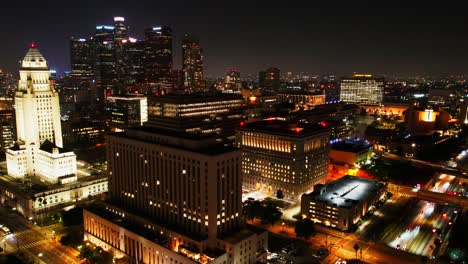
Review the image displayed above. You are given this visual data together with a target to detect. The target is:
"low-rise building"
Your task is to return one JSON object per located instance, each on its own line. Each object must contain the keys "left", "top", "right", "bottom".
{"left": 301, "top": 176, "right": 386, "bottom": 231}
{"left": 329, "top": 139, "right": 373, "bottom": 167}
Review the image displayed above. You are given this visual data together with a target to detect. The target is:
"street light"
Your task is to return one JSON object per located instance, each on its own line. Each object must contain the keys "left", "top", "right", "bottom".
{"left": 281, "top": 222, "right": 285, "bottom": 231}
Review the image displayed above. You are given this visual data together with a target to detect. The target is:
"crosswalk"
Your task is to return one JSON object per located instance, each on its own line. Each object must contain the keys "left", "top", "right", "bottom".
{"left": 18, "top": 239, "right": 49, "bottom": 250}
{"left": 13, "top": 229, "right": 34, "bottom": 236}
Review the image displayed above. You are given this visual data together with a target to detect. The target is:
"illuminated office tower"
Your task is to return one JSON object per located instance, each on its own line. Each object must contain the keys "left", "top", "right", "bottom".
{"left": 339, "top": 74, "right": 384, "bottom": 105}
{"left": 6, "top": 44, "right": 77, "bottom": 183}
{"left": 70, "top": 38, "right": 94, "bottom": 87}
{"left": 123, "top": 38, "right": 145, "bottom": 85}
{"left": 182, "top": 34, "right": 204, "bottom": 90}
{"left": 236, "top": 120, "right": 330, "bottom": 199}
{"left": 113, "top": 16, "right": 128, "bottom": 42}
{"left": 144, "top": 26, "right": 173, "bottom": 87}
{"left": 93, "top": 25, "right": 117, "bottom": 101}
{"left": 113, "top": 17, "right": 129, "bottom": 94}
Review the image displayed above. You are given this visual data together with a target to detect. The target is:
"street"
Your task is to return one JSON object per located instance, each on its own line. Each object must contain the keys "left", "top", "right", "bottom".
{"left": 0, "top": 206, "right": 81, "bottom": 264}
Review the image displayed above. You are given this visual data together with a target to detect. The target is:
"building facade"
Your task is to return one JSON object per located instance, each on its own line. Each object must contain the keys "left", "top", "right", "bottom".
{"left": 108, "top": 95, "right": 148, "bottom": 131}
{"left": 6, "top": 44, "right": 77, "bottom": 183}
{"left": 182, "top": 35, "right": 204, "bottom": 90}
{"left": 144, "top": 26, "right": 173, "bottom": 88}
{"left": 83, "top": 126, "right": 268, "bottom": 263}
{"left": 340, "top": 74, "right": 384, "bottom": 105}
{"left": 236, "top": 120, "right": 330, "bottom": 199}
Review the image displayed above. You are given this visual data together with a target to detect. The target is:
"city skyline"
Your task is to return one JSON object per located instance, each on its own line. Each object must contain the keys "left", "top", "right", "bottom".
{"left": 1, "top": 5, "right": 468, "bottom": 77}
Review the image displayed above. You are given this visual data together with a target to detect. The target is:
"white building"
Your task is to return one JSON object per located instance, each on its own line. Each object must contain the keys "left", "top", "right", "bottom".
{"left": 6, "top": 43, "right": 77, "bottom": 183}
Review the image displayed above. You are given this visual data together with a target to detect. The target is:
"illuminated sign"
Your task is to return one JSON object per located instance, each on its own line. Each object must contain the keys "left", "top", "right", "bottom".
{"left": 353, "top": 74, "right": 373, "bottom": 78}
{"left": 153, "top": 27, "right": 162, "bottom": 31}
{"left": 422, "top": 109, "right": 435, "bottom": 122}
{"left": 114, "top": 17, "right": 125, "bottom": 22}
{"left": 96, "top": 25, "right": 115, "bottom": 30}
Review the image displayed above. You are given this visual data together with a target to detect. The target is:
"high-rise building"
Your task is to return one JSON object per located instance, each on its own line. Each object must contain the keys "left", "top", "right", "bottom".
{"left": 0, "top": 122, "right": 15, "bottom": 151}
{"left": 113, "top": 17, "right": 129, "bottom": 94}
{"left": 6, "top": 43, "right": 77, "bottom": 182}
{"left": 236, "top": 120, "right": 330, "bottom": 199}
{"left": 182, "top": 35, "right": 204, "bottom": 90}
{"left": 107, "top": 94, "right": 148, "bottom": 131}
{"left": 339, "top": 74, "right": 384, "bottom": 105}
{"left": 259, "top": 67, "right": 280, "bottom": 90}
{"left": 123, "top": 38, "right": 145, "bottom": 86}
{"left": 70, "top": 38, "right": 94, "bottom": 87}
{"left": 0, "top": 69, "right": 17, "bottom": 96}
{"left": 93, "top": 25, "right": 117, "bottom": 101}
{"left": 146, "top": 93, "right": 244, "bottom": 140}
{"left": 83, "top": 126, "right": 268, "bottom": 263}
{"left": 144, "top": 26, "right": 173, "bottom": 88}
{"left": 225, "top": 69, "right": 242, "bottom": 90}
{"left": 113, "top": 16, "right": 128, "bottom": 42}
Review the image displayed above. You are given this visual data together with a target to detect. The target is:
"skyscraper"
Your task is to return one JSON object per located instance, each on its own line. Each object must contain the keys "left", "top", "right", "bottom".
{"left": 339, "top": 74, "right": 384, "bottom": 105}
{"left": 70, "top": 38, "right": 94, "bottom": 87}
{"left": 182, "top": 34, "right": 204, "bottom": 90}
{"left": 113, "top": 16, "right": 128, "bottom": 42}
{"left": 123, "top": 38, "right": 145, "bottom": 86}
{"left": 259, "top": 67, "right": 280, "bottom": 90}
{"left": 144, "top": 26, "right": 173, "bottom": 88}
{"left": 6, "top": 43, "right": 77, "bottom": 182}
{"left": 93, "top": 25, "right": 117, "bottom": 101}
{"left": 113, "top": 17, "right": 129, "bottom": 94}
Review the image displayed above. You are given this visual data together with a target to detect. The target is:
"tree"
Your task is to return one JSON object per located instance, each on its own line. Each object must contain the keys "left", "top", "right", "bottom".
{"left": 295, "top": 218, "right": 315, "bottom": 239}
{"left": 353, "top": 244, "right": 360, "bottom": 259}
{"left": 276, "top": 189, "right": 284, "bottom": 199}
{"left": 260, "top": 204, "right": 282, "bottom": 225}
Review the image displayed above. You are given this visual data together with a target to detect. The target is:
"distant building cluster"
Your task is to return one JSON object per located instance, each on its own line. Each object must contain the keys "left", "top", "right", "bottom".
{"left": 70, "top": 17, "right": 205, "bottom": 102}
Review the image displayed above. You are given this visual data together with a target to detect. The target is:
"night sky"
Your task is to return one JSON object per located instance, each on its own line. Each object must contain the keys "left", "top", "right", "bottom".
{"left": 1, "top": 3, "right": 467, "bottom": 78}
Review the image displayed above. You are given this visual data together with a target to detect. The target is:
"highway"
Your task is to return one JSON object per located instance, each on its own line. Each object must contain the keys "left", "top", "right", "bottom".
{"left": 379, "top": 199, "right": 457, "bottom": 257}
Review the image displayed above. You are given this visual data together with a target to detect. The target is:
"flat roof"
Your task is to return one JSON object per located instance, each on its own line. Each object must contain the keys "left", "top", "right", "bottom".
{"left": 331, "top": 140, "right": 372, "bottom": 153}
{"left": 238, "top": 120, "right": 329, "bottom": 138}
{"left": 304, "top": 176, "right": 385, "bottom": 208}
{"left": 149, "top": 93, "right": 243, "bottom": 104}
{"left": 111, "top": 126, "right": 239, "bottom": 156}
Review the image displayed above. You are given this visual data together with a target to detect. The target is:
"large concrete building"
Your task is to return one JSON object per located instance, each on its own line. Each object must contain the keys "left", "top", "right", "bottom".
{"left": 146, "top": 93, "right": 244, "bottom": 141}
{"left": 301, "top": 176, "right": 387, "bottom": 231}
{"left": 340, "top": 74, "right": 384, "bottom": 105}
{"left": 83, "top": 126, "right": 268, "bottom": 263}
{"left": 236, "top": 120, "right": 330, "bottom": 199}
{"left": 6, "top": 44, "right": 77, "bottom": 183}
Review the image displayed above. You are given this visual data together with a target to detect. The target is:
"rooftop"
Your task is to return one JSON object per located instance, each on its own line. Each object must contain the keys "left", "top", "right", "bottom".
{"left": 331, "top": 139, "right": 372, "bottom": 153}
{"left": 303, "top": 176, "right": 386, "bottom": 209}
{"left": 149, "top": 93, "right": 243, "bottom": 104}
{"left": 238, "top": 120, "right": 330, "bottom": 138}
{"left": 111, "top": 126, "right": 239, "bottom": 156}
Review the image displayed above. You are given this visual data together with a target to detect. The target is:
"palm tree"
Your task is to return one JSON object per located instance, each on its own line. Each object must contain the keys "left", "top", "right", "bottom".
{"left": 353, "top": 243, "right": 360, "bottom": 259}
